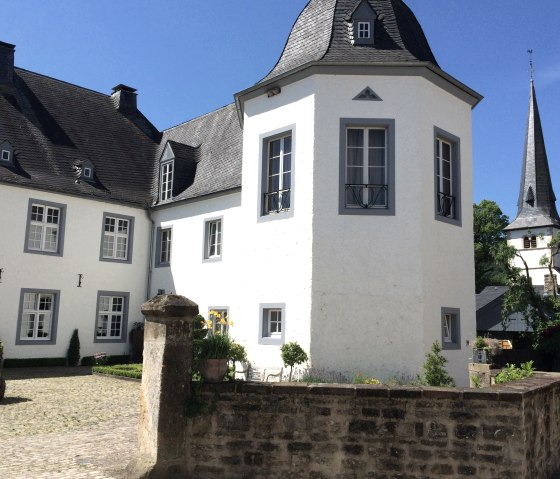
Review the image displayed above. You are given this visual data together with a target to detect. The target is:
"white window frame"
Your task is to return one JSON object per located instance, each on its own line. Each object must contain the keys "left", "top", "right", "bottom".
{"left": 203, "top": 218, "right": 223, "bottom": 261}
{"left": 436, "top": 138, "right": 453, "bottom": 214}
{"left": 358, "top": 22, "right": 371, "bottom": 38}
{"left": 443, "top": 314, "right": 452, "bottom": 343}
{"left": 209, "top": 308, "right": 229, "bottom": 335}
{"left": 160, "top": 161, "right": 174, "bottom": 202}
{"left": 16, "top": 288, "right": 60, "bottom": 345}
{"left": 94, "top": 291, "right": 129, "bottom": 343}
{"left": 259, "top": 303, "right": 286, "bottom": 345}
{"left": 83, "top": 167, "right": 92, "bottom": 179}
{"left": 24, "top": 199, "right": 66, "bottom": 257}
{"left": 262, "top": 132, "right": 292, "bottom": 216}
{"left": 100, "top": 213, "right": 134, "bottom": 263}
{"left": 1, "top": 149, "right": 10, "bottom": 162}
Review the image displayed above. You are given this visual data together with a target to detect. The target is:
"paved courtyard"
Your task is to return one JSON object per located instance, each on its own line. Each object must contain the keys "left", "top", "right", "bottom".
{"left": 0, "top": 367, "right": 140, "bottom": 479}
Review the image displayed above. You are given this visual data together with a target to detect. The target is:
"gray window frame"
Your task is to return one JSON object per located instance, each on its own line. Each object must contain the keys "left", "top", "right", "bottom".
{"left": 441, "top": 307, "right": 461, "bottom": 350}
{"left": 259, "top": 303, "right": 285, "bottom": 345}
{"left": 155, "top": 226, "right": 172, "bottom": 268}
{"left": 99, "top": 212, "right": 135, "bottom": 264}
{"left": 434, "top": 126, "right": 461, "bottom": 226}
{"left": 203, "top": 216, "right": 223, "bottom": 262}
{"left": 258, "top": 125, "right": 296, "bottom": 222}
{"left": 94, "top": 290, "right": 130, "bottom": 343}
{"left": 15, "top": 288, "right": 60, "bottom": 345}
{"left": 23, "top": 198, "right": 67, "bottom": 257}
{"left": 339, "top": 118, "right": 395, "bottom": 216}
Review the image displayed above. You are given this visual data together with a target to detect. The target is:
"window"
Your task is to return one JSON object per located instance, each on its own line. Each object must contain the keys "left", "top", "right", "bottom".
{"left": 358, "top": 22, "right": 370, "bottom": 38}
{"left": 259, "top": 303, "right": 285, "bottom": 345}
{"left": 523, "top": 235, "right": 537, "bottom": 249}
{"left": 155, "top": 227, "right": 172, "bottom": 267}
{"left": 0, "top": 140, "right": 13, "bottom": 165}
{"left": 441, "top": 307, "right": 460, "bottom": 350}
{"left": 204, "top": 218, "right": 222, "bottom": 261}
{"left": 339, "top": 119, "right": 395, "bottom": 215}
{"left": 100, "top": 213, "right": 134, "bottom": 263}
{"left": 16, "top": 289, "right": 60, "bottom": 345}
{"left": 24, "top": 199, "right": 66, "bottom": 256}
{"left": 209, "top": 308, "right": 229, "bottom": 334}
{"left": 95, "top": 291, "right": 129, "bottom": 342}
{"left": 434, "top": 127, "right": 461, "bottom": 226}
{"left": 264, "top": 134, "right": 291, "bottom": 215}
{"left": 83, "top": 167, "right": 92, "bottom": 179}
{"left": 160, "top": 161, "right": 174, "bottom": 202}
{"left": 1, "top": 149, "right": 10, "bottom": 162}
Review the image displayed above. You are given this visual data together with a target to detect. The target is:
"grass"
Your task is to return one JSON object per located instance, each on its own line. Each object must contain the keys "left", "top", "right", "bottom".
{"left": 92, "top": 363, "right": 142, "bottom": 380}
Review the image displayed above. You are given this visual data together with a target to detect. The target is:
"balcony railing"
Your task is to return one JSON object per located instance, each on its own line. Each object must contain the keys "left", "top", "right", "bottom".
{"left": 264, "top": 189, "right": 291, "bottom": 214}
{"left": 437, "top": 192, "right": 455, "bottom": 218}
{"left": 345, "top": 184, "right": 388, "bottom": 209}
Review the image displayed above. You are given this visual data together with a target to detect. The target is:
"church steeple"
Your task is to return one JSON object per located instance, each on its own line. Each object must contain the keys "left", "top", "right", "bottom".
{"left": 505, "top": 77, "right": 560, "bottom": 230}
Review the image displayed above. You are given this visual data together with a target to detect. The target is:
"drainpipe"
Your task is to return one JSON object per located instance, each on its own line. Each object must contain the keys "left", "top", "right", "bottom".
{"left": 145, "top": 207, "right": 155, "bottom": 301}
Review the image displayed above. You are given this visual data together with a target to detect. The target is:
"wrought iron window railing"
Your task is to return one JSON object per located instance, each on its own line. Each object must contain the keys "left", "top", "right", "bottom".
{"left": 437, "top": 192, "right": 456, "bottom": 218}
{"left": 264, "top": 189, "right": 291, "bottom": 214}
{"left": 345, "top": 184, "right": 388, "bottom": 209}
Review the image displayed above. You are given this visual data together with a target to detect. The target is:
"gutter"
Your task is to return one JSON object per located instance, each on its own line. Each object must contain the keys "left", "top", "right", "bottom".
{"left": 145, "top": 206, "right": 155, "bottom": 301}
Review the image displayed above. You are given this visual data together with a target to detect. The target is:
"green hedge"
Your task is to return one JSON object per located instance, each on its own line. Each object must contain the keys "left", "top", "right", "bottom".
{"left": 81, "top": 355, "right": 130, "bottom": 366}
{"left": 92, "top": 364, "right": 142, "bottom": 380}
{"left": 3, "top": 357, "right": 67, "bottom": 368}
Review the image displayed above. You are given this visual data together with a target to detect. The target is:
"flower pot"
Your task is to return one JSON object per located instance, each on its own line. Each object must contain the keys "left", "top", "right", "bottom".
{"left": 200, "top": 359, "right": 228, "bottom": 382}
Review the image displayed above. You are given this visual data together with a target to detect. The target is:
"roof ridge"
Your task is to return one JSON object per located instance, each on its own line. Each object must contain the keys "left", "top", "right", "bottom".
{"left": 15, "top": 67, "right": 109, "bottom": 98}
{"left": 163, "top": 102, "right": 235, "bottom": 133}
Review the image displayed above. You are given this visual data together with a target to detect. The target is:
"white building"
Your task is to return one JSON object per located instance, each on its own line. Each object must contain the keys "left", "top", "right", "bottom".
{"left": 0, "top": 0, "right": 481, "bottom": 385}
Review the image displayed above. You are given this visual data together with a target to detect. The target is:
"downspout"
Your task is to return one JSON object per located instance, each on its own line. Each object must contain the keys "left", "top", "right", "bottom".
{"left": 145, "top": 207, "right": 155, "bottom": 301}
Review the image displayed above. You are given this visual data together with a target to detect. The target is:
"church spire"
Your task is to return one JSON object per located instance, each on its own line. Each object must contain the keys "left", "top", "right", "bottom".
{"left": 505, "top": 73, "right": 560, "bottom": 230}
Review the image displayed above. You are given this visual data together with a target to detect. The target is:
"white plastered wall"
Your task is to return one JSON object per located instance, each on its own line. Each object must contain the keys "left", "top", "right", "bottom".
{"left": 0, "top": 184, "right": 150, "bottom": 360}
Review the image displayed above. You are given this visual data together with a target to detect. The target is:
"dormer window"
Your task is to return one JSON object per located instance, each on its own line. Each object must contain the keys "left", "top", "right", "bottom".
{"left": 358, "top": 22, "right": 371, "bottom": 39}
{"left": 350, "top": 0, "right": 377, "bottom": 46}
{"left": 159, "top": 142, "right": 177, "bottom": 202}
{"left": 83, "top": 167, "right": 93, "bottom": 179}
{"left": 0, "top": 140, "right": 14, "bottom": 165}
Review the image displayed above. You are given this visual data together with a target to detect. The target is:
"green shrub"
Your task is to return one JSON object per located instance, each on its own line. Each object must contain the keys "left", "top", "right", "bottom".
{"left": 281, "top": 342, "right": 308, "bottom": 382}
{"left": 80, "top": 355, "right": 130, "bottom": 366}
{"left": 67, "top": 329, "right": 80, "bottom": 367}
{"left": 352, "top": 372, "right": 381, "bottom": 385}
{"left": 3, "top": 357, "right": 67, "bottom": 368}
{"left": 495, "top": 361, "right": 535, "bottom": 384}
{"left": 92, "top": 363, "right": 142, "bottom": 379}
{"left": 420, "top": 341, "right": 455, "bottom": 387}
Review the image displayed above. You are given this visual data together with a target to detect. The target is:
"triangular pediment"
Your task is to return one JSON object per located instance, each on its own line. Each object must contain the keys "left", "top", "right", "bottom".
{"left": 161, "top": 142, "right": 175, "bottom": 163}
{"left": 353, "top": 87, "right": 382, "bottom": 101}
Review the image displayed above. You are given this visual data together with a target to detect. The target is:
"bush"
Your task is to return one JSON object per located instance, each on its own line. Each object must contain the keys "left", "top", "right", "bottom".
{"left": 80, "top": 355, "right": 130, "bottom": 366}
{"left": 67, "top": 329, "right": 80, "bottom": 366}
{"left": 3, "top": 357, "right": 67, "bottom": 368}
{"left": 420, "top": 341, "right": 455, "bottom": 387}
{"left": 281, "top": 342, "right": 308, "bottom": 382}
{"left": 93, "top": 363, "right": 142, "bottom": 380}
{"left": 353, "top": 372, "right": 381, "bottom": 385}
{"left": 495, "top": 361, "right": 535, "bottom": 384}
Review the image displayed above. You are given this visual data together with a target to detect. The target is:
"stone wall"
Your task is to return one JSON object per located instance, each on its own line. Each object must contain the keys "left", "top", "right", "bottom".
{"left": 185, "top": 375, "right": 560, "bottom": 479}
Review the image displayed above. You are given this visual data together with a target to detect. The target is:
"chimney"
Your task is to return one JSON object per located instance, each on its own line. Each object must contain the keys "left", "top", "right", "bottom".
{"left": 111, "top": 84, "right": 137, "bottom": 115}
{"left": 0, "top": 41, "right": 15, "bottom": 85}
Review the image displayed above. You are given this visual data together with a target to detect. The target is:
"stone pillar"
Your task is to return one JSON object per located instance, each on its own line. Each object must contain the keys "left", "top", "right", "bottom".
{"left": 126, "top": 294, "right": 198, "bottom": 479}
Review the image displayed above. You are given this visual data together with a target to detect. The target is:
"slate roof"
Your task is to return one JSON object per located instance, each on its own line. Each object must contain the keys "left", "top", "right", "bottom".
{"left": 261, "top": 0, "right": 438, "bottom": 83}
{"left": 476, "top": 286, "right": 509, "bottom": 311}
{"left": 506, "top": 80, "right": 560, "bottom": 230}
{"left": 0, "top": 68, "right": 160, "bottom": 207}
{"left": 156, "top": 103, "right": 243, "bottom": 204}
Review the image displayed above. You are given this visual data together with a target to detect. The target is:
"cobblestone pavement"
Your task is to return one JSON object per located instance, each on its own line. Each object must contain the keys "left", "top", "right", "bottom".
{"left": 0, "top": 367, "right": 140, "bottom": 479}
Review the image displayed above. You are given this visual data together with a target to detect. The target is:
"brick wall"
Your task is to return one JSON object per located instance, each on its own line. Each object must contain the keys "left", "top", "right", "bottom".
{"left": 185, "top": 374, "right": 560, "bottom": 479}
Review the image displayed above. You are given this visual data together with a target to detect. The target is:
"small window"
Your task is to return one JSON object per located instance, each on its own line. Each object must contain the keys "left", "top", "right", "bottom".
{"left": 83, "top": 167, "right": 92, "bottom": 179}
{"left": 1, "top": 149, "right": 10, "bottom": 162}
{"left": 358, "top": 22, "right": 370, "bottom": 38}
{"left": 204, "top": 218, "right": 222, "bottom": 261}
{"left": 259, "top": 303, "right": 285, "bottom": 345}
{"left": 24, "top": 199, "right": 66, "bottom": 256}
{"left": 160, "top": 161, "right": 174, "bottom": 202}
{"left": 434, "top": 127, "right": 461, "bottom": 226}
{"left": 523, "top": 235, "right": 537, "bottom": 249}
{"left": 0, "top": 140, "right": 13, "bottom": 165}
{"left": 155, "top": 227, "right": 172, "bottom": 267}
{"left": 339, "top": 119, "right": 395, "bottom": 216}
{"left": 95, "top": 291, "right": 129, "bottom": 342}
{"left": 209, "top": 308, "right": 229, "bottom": 335}
{"left": 16, "top": 289, "right": 60, "bottom": 345}
{"left": 441, "top": 307, "right": 460, "bottom": 350}
{"left": 100, "top": 213, "right": 134, "bottom": 263}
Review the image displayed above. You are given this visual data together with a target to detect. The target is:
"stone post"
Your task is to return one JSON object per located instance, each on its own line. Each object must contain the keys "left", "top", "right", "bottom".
{"left": 126, "top": 294, "right": 198, "bottom": 479}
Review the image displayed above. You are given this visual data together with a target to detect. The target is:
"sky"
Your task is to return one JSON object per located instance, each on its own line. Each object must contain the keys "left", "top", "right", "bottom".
{"left": 2, "top": 1, "right": 560, "bottom": 221}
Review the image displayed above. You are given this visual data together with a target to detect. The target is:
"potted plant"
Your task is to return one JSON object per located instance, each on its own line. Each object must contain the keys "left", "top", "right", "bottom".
{"left": 197, "top": 310, "right": 233, "bottom": 382}
{"left": 473, "top": 336, "right": 488, "bottom": 364}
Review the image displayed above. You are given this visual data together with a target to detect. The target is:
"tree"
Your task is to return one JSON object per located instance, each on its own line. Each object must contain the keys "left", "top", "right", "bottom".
{"left": 67, "top": 329, "right": 80, "bottom": 367}
{"left": 473, "top": 200, "right": 510, "bottom": 293}
{"left": 420, "top": 341, "right": 455, "bottom": 387}
{"left": 280, "top": 342, "right": 308, "bottom": 382}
